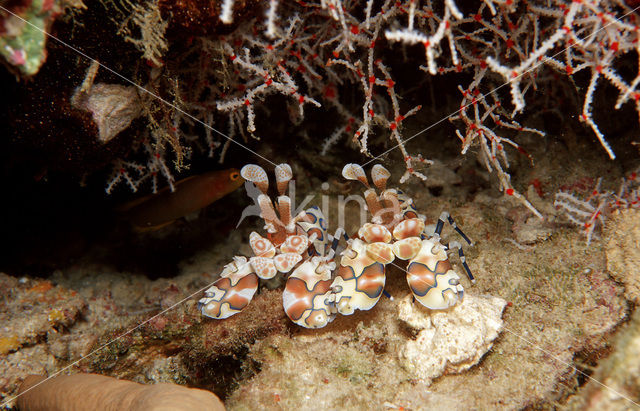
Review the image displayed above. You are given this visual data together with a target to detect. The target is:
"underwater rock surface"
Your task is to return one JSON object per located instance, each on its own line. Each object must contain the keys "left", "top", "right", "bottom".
{"left": 567, "top": 308, "right": 640, "bottom": 410}
{"left": 71, "top": 75, "right": 143, "bottom": 144}
{"left": 605, "top": 208, "right": 640, "bottom": 305}
{"left": 2, "top": 0, "right": 640, "bottom": 408}
{"left": 562, "top": 208, "right": 640, "bottom": 409}
{"left": 0, "top": 273, "right": 85, "bottom": 356}
{"left": 398, "top": 294, "right": 506, "bottom": 383}
{"left": 1, "top": 159, "right": 636, "bottom": 409}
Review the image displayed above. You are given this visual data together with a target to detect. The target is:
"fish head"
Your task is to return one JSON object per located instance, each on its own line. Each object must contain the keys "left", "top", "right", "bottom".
{"left": 227, "top": 168, "right": 245, "bottom": 190}
{"left": 209, "top": 168, "right": 245, "bottom": 197}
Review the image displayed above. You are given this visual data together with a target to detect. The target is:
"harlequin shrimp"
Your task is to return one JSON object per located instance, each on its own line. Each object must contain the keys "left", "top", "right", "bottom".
{"left": 198, "top": 163, "right": 342, "bottom": 329}
{"left": 199, "top": 162, "right": 476, "bottom": 329}
{"left": 331, "top": 163, "right": 475, "bottom": 315}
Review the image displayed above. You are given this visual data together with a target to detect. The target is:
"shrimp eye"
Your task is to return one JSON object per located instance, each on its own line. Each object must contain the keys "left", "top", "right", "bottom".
{"left": 230, "top": 171, "right": 240, "bottom": 181}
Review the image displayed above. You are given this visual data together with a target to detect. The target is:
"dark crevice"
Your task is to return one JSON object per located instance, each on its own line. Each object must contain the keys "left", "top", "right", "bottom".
{"left": 186, "top": 347, "right": 262, "bottom": 401}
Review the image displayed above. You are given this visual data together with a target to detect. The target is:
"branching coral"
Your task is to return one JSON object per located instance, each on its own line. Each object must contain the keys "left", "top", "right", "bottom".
{"left": 7, "top": 0, "right": 639, "bottom": 218}
{"left": 554, "top": 169, "right": 640, "bottom": 244}
{"left": 87, "top": 0, "right": 638, "bottom": 219}
{"left": 117, "top": 0, "right": 168, "bottom": 66}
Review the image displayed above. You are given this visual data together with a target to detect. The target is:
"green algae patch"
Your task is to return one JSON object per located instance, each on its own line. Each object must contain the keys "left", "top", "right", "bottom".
{"left": 332, "top": 351, "right": 373, "bottom": 383}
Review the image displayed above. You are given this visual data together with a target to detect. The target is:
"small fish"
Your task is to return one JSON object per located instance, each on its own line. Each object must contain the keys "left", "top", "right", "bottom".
{"left": 119, "top": 169, "right": 244, "bottom": 231}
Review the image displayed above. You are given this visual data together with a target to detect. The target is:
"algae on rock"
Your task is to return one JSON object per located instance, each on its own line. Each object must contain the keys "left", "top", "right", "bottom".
{"left": 605, "top": 208, "right": 640, "bottom": 304}
{"left": 566, "top": 308, "right": 640, "bottom": 410}
{"left": 0, "top": 0, "right": 85, "bottom": 76}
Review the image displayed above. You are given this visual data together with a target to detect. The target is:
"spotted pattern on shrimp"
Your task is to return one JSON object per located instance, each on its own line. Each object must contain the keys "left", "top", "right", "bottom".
{"left": 199, "top": 162, "right": 476, "bottom": 329}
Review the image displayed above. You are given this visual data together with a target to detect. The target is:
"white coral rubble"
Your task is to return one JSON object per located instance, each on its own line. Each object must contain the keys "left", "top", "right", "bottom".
{"left": 398, "top": 293, "right": 506, "bottom": 383}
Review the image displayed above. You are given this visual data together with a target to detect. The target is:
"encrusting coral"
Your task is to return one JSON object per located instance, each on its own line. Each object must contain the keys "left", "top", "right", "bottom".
{"left": 565, "top": 305, "right": 640, "bottom": 409}
{"left": 605, "top": 208, "right": 640, "bottom": 304}
{"left": 397, "top": 293, "right": 506, "bottom": 383}
{"left": 0, "top": 273, "right": 86, "bottom": 356}
{"left": 0, "top": 0, "right": 85, "bottom": 76}
{"left": 17, "top": 373, "right": 225, "bottom": 411}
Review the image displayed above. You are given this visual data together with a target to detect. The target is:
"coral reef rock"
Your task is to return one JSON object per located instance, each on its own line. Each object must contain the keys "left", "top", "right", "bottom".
{"left": 0, "top": 273, "right": 85, "bottom": 355}
{"left": 566, "top": 307, "right": 640, "bottom": 410}
{"left": 71, "top": 81, "right": 143, "bottom": 144}
{"left": 398, "top": 293, "right": 506, "bottom": 383}
{"left": 0, "top": 0, "right": 84, "bottom": 76}
{"left": 605, "top": 208, "right": 640, "bottom": 304}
